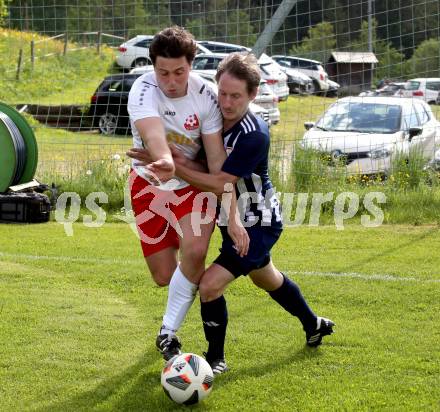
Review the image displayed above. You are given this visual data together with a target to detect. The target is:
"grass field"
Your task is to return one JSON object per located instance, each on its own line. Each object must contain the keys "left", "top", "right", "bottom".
{"left": 0, "top": 222, "right": 439, "bottom": 411}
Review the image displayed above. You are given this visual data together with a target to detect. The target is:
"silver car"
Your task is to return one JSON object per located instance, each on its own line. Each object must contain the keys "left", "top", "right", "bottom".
{"left": 302, "top": 96, "right": 440, "bottom": 175}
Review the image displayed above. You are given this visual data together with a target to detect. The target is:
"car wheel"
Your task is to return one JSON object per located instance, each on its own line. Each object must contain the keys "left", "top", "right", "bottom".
{"left": 98, "top": 113, "right": 118, "bottom": 135}
{"left": 310, "top": 80, "right": 318, "bottom": 95}
{"left": 132, "top": 58, "right": 149, "bottom": 68}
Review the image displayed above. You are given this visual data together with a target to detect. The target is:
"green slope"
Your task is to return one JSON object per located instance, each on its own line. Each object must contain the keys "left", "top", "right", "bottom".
{"left": 0, "top": 28, "right": 117, "bottom": 105}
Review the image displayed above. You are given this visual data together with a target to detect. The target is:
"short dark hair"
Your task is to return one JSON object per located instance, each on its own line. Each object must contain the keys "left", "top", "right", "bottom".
{"left": 149, "top": 26, "right": 197, "bottom": 65}
{"left": 215, "top": 52, "right": 260, "bottom": 95}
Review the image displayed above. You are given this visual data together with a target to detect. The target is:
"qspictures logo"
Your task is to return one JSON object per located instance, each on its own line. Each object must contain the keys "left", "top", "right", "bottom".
{"left": 54, "top": 170, "right": 387, "bottom": 238}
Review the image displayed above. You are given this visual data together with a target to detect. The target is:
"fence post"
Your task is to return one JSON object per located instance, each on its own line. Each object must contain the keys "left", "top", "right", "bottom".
{"left": 63, "top": 33, "right": 68, "bottom": 55}
{"left": 30, "top": 40, "right": 35, "bottom": 70}
{"left": 96, "top": 31, "right": 101, "bottom": 55}
{"left": 16, "top": 49, "right": 23, "bottom": 81}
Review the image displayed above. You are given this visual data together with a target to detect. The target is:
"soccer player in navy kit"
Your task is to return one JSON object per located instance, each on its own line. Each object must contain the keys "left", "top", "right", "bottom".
{"left": 169, "top": 53, "right": 335, "bottom": 374}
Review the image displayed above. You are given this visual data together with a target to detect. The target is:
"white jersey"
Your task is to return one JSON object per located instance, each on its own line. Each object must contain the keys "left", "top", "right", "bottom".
{"left": 128, "top": 71, "right": 222, "bottom": 190}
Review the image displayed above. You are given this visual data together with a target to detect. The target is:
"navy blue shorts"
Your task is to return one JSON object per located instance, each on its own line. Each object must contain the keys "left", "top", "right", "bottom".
{"left": 213, "top": 225, "right": 283, "bottom": 278}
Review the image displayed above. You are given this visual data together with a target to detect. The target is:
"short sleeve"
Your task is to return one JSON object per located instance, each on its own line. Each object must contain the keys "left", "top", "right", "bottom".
{"left": 221, "top": 131, "right": 269, "bottom": 177}
{"left": 127, "top": 76, "right": 160, "bottom": 122}
{"left": 200, "top": 83, "right": 223, "bottom": 135}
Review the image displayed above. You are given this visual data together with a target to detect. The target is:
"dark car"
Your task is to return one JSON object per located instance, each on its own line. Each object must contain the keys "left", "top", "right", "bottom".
{"left": 89, "top": 73, "right": 141, "bottom": 135}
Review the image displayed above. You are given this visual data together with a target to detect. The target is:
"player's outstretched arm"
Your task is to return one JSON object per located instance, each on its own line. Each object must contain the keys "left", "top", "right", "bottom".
{"left": 134, "top": 117, "right": 175, "bottom": 182}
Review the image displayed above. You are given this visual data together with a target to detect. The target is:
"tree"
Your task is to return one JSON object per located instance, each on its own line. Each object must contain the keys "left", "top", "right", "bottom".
{"left": 66, "top": 0, "right": 150, "bottom": 40}
{"left": 374, "top": 41, "right": 406, "bottom": 82}
{"left": 184, "top": 1, "right": 257, "bottom": 46}
{"left": 289, "top": 21, "right": 336, "bottom": 63}
{"left": 0, "top": 0, "right": 9, "bottom": 26}
{"left": 404, "top": 38, "right": 440, "bottom": 78}
{"left": 351, "top": 19, "right": 405, "bottom": 82}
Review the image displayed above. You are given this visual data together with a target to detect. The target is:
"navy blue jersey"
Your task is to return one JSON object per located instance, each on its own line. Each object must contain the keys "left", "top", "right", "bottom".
{"left": 219, "top": 111, "right": 282, "bottom": 229}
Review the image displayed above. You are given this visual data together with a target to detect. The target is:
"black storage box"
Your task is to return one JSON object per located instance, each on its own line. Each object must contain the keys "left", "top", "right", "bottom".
{"left": 0, "top": 192, "right": 51, "bottom": 223}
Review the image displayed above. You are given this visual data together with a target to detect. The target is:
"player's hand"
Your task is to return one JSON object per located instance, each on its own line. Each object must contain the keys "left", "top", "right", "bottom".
{"left": 145, "top": 158, "right": 175, "bottom": 183}
{"left": 126, "top": 147, "right": 153, "bottom": 165}
{"left": 227, "top": 217, "right": 249, "bottom": 257}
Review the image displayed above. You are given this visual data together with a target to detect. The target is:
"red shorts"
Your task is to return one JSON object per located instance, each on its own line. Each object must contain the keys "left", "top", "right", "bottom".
{"left": 129, "top": 170, "right": 216, "bottom": 257}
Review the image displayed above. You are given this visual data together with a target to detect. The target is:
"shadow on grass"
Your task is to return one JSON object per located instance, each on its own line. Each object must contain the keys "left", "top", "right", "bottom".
{"left": 36, "top": 348, "right": 203, "bottom": 412}
{"left": 214, "top": 345, "right": 324, "bottom": 389}
{"left": 37, "top": 344, "right": 324, "bottom": 411}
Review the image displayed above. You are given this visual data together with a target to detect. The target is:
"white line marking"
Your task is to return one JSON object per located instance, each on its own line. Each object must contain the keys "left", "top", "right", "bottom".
{"left": 1, "top": 252, "right": 439, "bottom": 284}
{"left": 286, "top": 270, "right": 440, "bottom": 284}
{"left": 0, "top": 252, "right": 141, "bottom": 265}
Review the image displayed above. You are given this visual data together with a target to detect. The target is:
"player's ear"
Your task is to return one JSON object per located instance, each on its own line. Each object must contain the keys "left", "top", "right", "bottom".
{"left": 249, "top": 88, "right": 258, "bottom": 101}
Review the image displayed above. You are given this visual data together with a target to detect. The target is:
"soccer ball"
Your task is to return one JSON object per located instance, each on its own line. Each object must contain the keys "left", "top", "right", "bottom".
{"left": 161, "top": 353, "right": 214, "bottom": 405}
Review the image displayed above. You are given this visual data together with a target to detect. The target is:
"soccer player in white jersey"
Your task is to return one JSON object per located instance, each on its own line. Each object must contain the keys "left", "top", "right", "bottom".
{"left": 127, "top": 27, "right": 248, "bottom": 361}
{"left": 165, "top": 53, "right": 335, "bottom": 374}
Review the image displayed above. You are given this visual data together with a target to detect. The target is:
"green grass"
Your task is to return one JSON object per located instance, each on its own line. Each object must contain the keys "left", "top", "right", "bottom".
{"left": 0, "top": 223, "right": 439, "bottom": 411}
{"left": 0, "top": 28, "right": 116, "bottom": 105}
{"left": 271, "top": 95, "right": 336, "bottom": 141}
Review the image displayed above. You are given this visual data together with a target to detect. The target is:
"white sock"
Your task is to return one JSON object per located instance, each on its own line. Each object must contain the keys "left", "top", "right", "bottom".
{"left": 161, "top": 266, "right": 198, "bottom": 334}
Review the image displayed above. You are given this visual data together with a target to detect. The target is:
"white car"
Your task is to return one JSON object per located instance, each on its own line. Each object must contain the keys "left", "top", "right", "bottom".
{"left": 116, "top": 35, "right": 211, "bottom": 70}
{"left": 301, "top": 96, "right": 440, "bottom": 175}
{"left": 192, "top": 52, "right": 289, "bottom": 101}
{"left": 401, "top": 78, "right": 440, "bottom": 104}
{"left": 359, "top": 82, "right": 406, "bottom": 98}
{"left": 255, "top": 80, "right": 281, "bottom": 124}
{"left": 326, "top": 79, "right": 340, "bottom": 97}
{"left": 196, "top": 40, "right": 248, "bottom": 54}
{"left": 425, "top": 148, "right": 440, "bottom": 171}
{"left": 272, "top": 55, "right": 330, "bottom": 94}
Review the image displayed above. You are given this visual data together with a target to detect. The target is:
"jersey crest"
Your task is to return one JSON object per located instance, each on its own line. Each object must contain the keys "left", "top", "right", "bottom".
{"left": 184, "top": 114, "right": 200, "bottom": 131}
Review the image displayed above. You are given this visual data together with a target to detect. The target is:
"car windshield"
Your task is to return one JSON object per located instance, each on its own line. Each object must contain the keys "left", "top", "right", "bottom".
{"left": 316, "top": 102, "right": 402, "bottom": 133}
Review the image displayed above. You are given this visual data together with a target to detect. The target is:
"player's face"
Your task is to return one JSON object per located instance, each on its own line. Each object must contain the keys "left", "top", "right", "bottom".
{"left": 217, "top": 72, "right": 257, "bottom": 128}
{"left": 154, "top": 56, "right": 191, "bottom": 98}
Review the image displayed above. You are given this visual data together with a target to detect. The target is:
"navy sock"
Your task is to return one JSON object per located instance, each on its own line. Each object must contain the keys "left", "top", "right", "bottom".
{"left": 200, "top": 295, "right": 228, "bottom": 360}
{"left": 268, "top": 273, "right": 317, "bottom": 332}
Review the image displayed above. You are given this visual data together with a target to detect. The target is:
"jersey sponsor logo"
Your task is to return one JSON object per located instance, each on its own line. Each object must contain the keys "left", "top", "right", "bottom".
{"left": 164, "top": 110, "right": 176, "bottom": 116}
{"left": 166, "top": 132, "right": 198, "bottom": 147}
{"left": 184, "top": 114, "right": 200, "bottom": 131}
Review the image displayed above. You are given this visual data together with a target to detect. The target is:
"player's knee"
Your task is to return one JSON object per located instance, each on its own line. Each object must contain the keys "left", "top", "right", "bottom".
{"left": 250, "top": 276, "right": 267, "bottom": 290}
{"left": 250, "top": 271, "right": 283, "bottom": 291}
{"left": 199, "top": 276, "right": 222, "bottom": 301}
{"left": 183, "top": 242, "right": 208, "bottom": 266}
{"left": 150, "top": 270, "right": 171, "bottom": 287}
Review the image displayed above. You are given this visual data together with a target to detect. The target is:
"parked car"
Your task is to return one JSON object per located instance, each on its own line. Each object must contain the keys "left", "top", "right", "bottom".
{"left": 425, "top": 148, "right": 440, "bottom": 171}
{"left": 276, "top": 64, "right": 313, "bottom": 94}
{"left": 196, "top": 40, "right": 248, "bottom": 53}
{"left": 256, "top": 80, "right": 281, "bottom": 124}
{"left": 301, "top": 96, "right": 440, "bottom": 175}
{"left": 272, "top": 55, "right": 330, "bottom": 94}
{"left": 359, "top": 82, "right": 406, "bottom": 97}
{"left": 326, "top": 79, "right": 340, "bottom": 97}
{"left": 88, "top": 71, "right": 272, "bottom": 135}
{"left": 192, "top": 52, "right": 289, "bottom": 101}
{"left": 401, "top": 78, "right": 440, "bottom": 104}
{"left": 89, "top": 73, "right": 138, "bottom": 135}
{"left": 116, "top": 35, "right": 211, "bottom": 70}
